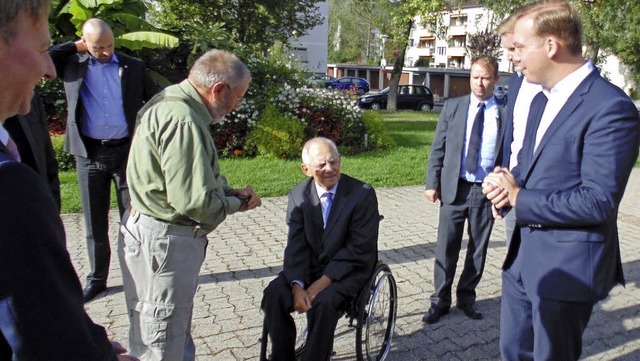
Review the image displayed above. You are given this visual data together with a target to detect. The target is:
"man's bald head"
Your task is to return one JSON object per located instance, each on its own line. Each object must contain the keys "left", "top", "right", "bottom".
{"left": 81, "top": 18, "right": 115, "bottom": 62}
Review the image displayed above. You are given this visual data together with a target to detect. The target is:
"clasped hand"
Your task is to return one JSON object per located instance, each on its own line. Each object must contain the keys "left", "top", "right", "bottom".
{"left": 292, "top": 276, "right": 332, "bottom": 313}
{"left": 482, "top": 166, "right": 520, "bottom": 219}
{"left": 234, "top": 184, "right": 262, "bottom": 211}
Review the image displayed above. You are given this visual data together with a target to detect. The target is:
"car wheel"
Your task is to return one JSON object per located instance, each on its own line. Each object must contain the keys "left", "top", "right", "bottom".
{"left": 419, "top": 103, "right": 432, "bottom": 112}
{"left": 370, "top": 102, "right": 382, "bottom": 110}
{"left": 357, "top": 88, "right": 365, "bottom": 95}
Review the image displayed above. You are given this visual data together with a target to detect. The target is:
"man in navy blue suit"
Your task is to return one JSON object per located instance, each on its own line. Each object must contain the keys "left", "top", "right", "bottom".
{"left": 483, "top": 1, "right": 640, "bottom": 360}
{"left": 0, "top": 1, "right": 135, "bottom": 359}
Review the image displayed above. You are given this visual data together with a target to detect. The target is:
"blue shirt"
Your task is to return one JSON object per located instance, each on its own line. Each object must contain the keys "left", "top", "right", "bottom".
{"left": 459, "top": 95, "right": 499, "bottom": 182}
{"left": 79, "top": 53, "right": 129, "bottom": 140}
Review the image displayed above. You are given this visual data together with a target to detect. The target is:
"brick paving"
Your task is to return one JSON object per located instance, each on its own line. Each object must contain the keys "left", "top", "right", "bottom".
{"left": 67, "top": 168, "right": 640, "bottom": 360}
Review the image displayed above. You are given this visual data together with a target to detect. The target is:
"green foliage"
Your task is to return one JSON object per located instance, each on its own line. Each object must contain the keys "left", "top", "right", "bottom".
{"left": 247, "top": 105, "right": 305, "bottom": 159}
{"left": 52, "top": 0, "right": 179, "bottom": 51}
{"left": 50, "top": 134, "right": 76, "bottom": 171}
{"left": 361, "top": 110, "right": 396, "bottom": 151}
{"left": 149, "top": 0, "right": 323, "bottom": 55}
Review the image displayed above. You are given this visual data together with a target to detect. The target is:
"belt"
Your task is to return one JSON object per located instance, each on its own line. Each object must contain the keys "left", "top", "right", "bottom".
{"left": 128, "top": 206, "right": 211, "bottom": 238}
{"left": 85, "top": 137, "right": 130, "bottom": 147}
{"left": 459, "top": 178, "right": 483, "bottom": 186}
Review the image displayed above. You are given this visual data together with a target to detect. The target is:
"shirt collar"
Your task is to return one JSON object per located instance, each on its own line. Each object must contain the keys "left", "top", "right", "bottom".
{"left": 314, "top": 181, "right": 338, "bottom": 200}
{"left": 544, "top": 60, "right": 594, "bottom": 98}
{"left": 0, "top": 123, "right": 10, "bottom": 145}
{"left": 89, "top": 52, "right": 120, "bottom": 66}
{"left": 470, "top": 94, "right": 497, "bottom": 109}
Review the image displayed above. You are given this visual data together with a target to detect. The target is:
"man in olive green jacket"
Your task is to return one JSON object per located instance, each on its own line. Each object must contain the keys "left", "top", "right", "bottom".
{"left": 119, "top": 49, "right": 261, "bottom": 361}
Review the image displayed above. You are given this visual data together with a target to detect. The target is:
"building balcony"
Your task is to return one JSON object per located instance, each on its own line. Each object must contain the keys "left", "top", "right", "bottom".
{"left": 447, "top": 47, "right": 466, "bottom": 58}
{"left": 448, "top": 25, "right": 467, "bottom": 36}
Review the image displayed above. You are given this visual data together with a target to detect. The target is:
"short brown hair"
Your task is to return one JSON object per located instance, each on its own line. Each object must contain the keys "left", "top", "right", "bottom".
{"left": 0, "top": 0, "right": 50, "bottom": 43}
{"left": 518, "top": 0, "right": 583, "bottom": 56}
{"left": 471, "top": 55, "right": 499, "bottom": 78}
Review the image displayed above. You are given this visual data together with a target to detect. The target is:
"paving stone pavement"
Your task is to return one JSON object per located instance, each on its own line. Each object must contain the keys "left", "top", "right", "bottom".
{"left": 67, "top": 168, "right": 640, "bottom": 360}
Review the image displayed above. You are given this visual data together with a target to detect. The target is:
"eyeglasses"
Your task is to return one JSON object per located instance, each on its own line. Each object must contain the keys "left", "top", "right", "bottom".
{"left": 306, "top": 159, "right": 340, "bottom": 170}
{"left": 223, "top": 82, "right": 245, "bottom": 106}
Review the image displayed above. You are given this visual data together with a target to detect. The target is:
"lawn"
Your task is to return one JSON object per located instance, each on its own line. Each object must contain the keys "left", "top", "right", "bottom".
{"left": 58, "top": 111, "right": 439, "bottom": 213}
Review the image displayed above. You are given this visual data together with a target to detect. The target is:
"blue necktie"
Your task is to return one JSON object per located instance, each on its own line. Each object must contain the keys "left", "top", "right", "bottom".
{"left": 322, "top": 192, "right": 334, "bottom": 227}
{"left": 514, "top": 91, "right": 548, "bottom": 184}
{"left": 465, "top": 102, "right": 485, "bottom": 172}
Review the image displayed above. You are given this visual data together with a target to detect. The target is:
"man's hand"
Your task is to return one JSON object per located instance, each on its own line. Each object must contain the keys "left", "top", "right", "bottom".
{"left": 112, "top": 341, "right": 139, "bottom": 361}
{"left": 306, "top": 275, "right": 332, "bottom": 302}
{"left": 74, "top": 39, "right": 87, "bottom": 53}
{"left": 292, "top": 283, "right": 312, "bottom": 313}
{"left": 424, "top": 189, "right": 439, "bottom": 203}
{"left": 235, "top": 184, "right": 262, "bottom": 211}
{"left": 483, "top": 167, "right": 520, "bottom": 209}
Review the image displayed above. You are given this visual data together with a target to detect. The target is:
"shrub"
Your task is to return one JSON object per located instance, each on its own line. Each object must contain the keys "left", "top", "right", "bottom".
{"left": 361, "top": 110, "right": 396, "bottom": 150}
{"left": 51, "top": 134, "right": 75, "bottom": 171}
{"left": 247, "top": 105, "right": 304, "bottom": 159}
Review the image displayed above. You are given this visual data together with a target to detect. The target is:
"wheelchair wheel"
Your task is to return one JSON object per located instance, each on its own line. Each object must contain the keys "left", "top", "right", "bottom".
{"left": 260, "top": 310, "right": 308, "bottom": 360}
{"left": 355, "top": 263, "right": 398, "bottom": 361}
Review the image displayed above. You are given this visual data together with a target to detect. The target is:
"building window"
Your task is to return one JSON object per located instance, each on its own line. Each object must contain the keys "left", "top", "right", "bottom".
{"left": 450, "top": 15, "right": 468, "bottom": 27}
{"left": 449, "top": 36, "right": 466, "bottom": 48}
{"left": 437, "top": 47, "right": 446, "bottom": 56}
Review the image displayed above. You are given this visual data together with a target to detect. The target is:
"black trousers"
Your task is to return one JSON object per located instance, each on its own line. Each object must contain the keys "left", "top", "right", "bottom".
{"left": 76, "top": 140, "right": 130, "bottom": 286}
{"left": 430, "top": 181, "right": 495, "bottom": 309}
{"left": 262, "top": 274, "right": 350, "bottom": 361}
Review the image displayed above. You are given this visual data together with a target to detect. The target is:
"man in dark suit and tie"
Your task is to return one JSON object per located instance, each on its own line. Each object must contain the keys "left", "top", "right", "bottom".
{"left": 423, "top": 55, "right": 506, "bottom": 324}
{"left": 497, "top": 8, "right": 542, "bottom": 244}
{"left": 3, "top": 91, "right": 61, "bottom": 210}
{"left": 0, "top": 1, "right": 136, "bottom": 359}
{"left": 262, "top": 137, "right": 380, "bottom": 361}
{"left": 49, "top": 18, "right": 159, "bottom": 302}
{"left": 483, "top": 1, "right": 640, "bottom": 360}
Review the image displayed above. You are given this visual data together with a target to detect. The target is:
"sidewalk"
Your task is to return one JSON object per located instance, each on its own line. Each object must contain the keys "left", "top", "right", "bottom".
{"left": 68, "top": 168, "right": 640, "bottom": 360}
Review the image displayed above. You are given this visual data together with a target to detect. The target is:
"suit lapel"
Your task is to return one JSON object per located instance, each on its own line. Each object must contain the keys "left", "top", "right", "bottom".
{"left": 522, "top": 70, "right": 597, "bottom": 183}
{"left": 323, "top": 177, "right": 349, "bottom": 235}
{"left": 119, "top": 55, "right": 129, "bottom": 98}
{"left": 452, "top": 96, "right": 471, "bottom": 157}
{"left": 306, "top": 181, "right": 324, "bottom": 241}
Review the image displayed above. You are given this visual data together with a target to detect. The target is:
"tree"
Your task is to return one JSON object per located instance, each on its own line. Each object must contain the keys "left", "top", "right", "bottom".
{"left": 150, "top": 0, "right": 323, "bottom": 55}
{"left": 371, "top": 0, "right": 449, "bottom": 111}
{"left": 466, "top": 27, "right": 502, "bottom": 60}
{"left": 479, "top": 0, "right": 640, "bottom": 85}
{"left": 51, "top": 0, "right": 178, "bottom": 51}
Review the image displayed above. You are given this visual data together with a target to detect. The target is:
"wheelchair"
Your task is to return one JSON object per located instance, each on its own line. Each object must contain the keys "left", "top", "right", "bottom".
{"left": 259, "top": 261, "right": 398, "bottom": 361}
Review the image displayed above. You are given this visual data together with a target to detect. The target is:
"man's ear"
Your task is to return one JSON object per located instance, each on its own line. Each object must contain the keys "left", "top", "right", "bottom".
{"left": 211, "top": 82, "right": 226, "bottom": 100}
{"left": 546, "top": 36, "right": 559, "bottom": 59}
{"left": 301, "top": 163, "right": 312, "bottom": 177}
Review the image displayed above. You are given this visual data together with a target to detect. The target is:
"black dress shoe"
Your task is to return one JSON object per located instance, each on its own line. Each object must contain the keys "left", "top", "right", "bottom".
{"left": 457, "top": 304, "right": 482, "bottom": 320}
{"left": 422, "top": 307, "right": 449, "bottom": 324}
{"left": 82, "top": 283, "right": 107, "bottom": 303}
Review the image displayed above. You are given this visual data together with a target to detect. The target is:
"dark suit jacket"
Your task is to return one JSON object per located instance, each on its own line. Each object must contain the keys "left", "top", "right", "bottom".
{"left": 0, "top": 153, "right": 117, "bottom": 360}
{"left": 282, "top": 174, "right": 379, "bottom": 297}
{"left": 501, "top": 72, "right": 524, "bottom": 168}
{"left": 505, "top": 69, "right": 640, "bottom": 302}
{"left": 4, "top": 93, "right": 61, "bottom": 210}
{"left": 426, "top": 95, "right": 507, "bottom": 204}
{"left": 49, "top": 41, "right": 159, "bottom": 157}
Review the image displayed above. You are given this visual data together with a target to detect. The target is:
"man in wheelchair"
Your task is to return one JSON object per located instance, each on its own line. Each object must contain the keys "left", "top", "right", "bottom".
{"left": 262, "top": 137, "right": 380, "bottom": 361}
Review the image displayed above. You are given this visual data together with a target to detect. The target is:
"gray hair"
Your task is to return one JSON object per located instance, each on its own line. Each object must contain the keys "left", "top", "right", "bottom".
{"left": 301, "top": 137, "right": 340, "bottom": 165}
{"left": 188, "top": 49, "right": 251, "bottom": 90}
{"left": 0, "top": 0, "right": 50, "bottom": 43}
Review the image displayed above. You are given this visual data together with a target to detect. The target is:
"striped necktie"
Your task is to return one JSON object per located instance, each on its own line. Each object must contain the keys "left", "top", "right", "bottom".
{"left": 322, "top": 192, "right": 334, "bottom": 227}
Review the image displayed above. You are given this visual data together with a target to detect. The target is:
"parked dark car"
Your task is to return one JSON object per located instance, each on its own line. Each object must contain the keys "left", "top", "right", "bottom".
{"left": 308, "top": 73, "right": 336, "bottom": 88}
{"left": 325, "top": 77, "right": 370, "bottom": 95}
{"left": 358, "top": 85, "right": 434, "bottom": 111}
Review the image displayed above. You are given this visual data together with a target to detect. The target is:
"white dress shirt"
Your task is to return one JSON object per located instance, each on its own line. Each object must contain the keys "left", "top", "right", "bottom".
{"left": 509, "top": 77, "right": 543, "bottom": 169}
{"left": 534, "top": 61, "right": 594, "bottom": 152}
{"left": 460, "top": 95, "right": 500, "bottom": 182}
